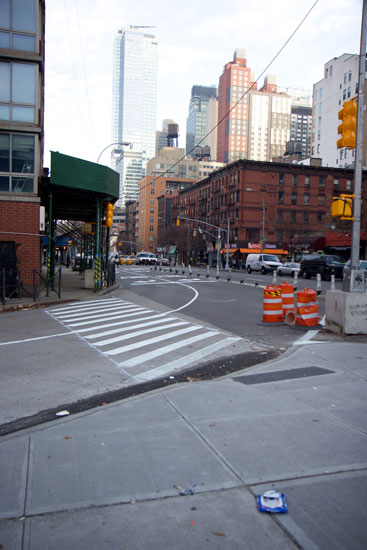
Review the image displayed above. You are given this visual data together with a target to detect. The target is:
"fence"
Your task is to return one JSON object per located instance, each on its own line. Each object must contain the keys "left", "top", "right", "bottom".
{"left": 0, "top": 267, "right": 62, "bottom": 305}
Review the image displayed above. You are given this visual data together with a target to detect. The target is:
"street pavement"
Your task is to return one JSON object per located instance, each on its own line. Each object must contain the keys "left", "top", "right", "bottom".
{"left": 0, "top": 267, "right": 366, "bottom": 548}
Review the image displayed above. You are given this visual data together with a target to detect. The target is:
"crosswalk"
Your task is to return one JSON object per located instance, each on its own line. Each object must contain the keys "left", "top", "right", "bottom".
{"left": 47, "top": 297, "right": 250, "bottom": 381}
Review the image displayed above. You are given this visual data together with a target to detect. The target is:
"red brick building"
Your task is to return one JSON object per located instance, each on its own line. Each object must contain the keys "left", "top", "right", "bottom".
{"left": 171, "top": 159, "right": 366, "bottom": 264}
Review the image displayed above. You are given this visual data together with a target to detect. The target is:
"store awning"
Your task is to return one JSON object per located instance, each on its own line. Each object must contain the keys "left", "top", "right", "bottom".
{"left": 239, "top": 248, "right": 288, "bottom": 255}
{"left": 220, "top": 248, "right": 238, "bottom": 254}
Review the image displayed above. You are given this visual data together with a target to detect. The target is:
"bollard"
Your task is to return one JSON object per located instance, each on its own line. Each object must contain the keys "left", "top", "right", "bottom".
{"left": 293, "top": 270, "right": 298, "bottom": 291}
{"left": 159, "top": 261, "right": 162, "bottom": 271}
{"left": 206, "top": 265, "right": 210, "bottom": 278}
{"left": 188, "top": 264, "right": 192, "bottom": 276}
{"left": 272, "top": 270, "right": 277, "bottom": 285}
{"left": 316, "top": 273, "right": 322, "bottom": 296}
{"left": 227, "top": 268, "right": 231, "bottom": 282}
{"left": 331, "top": 274, "right": 335, "bottom": 291}
{"left": 182, "top": 263, "right": 185, "bottom": 275}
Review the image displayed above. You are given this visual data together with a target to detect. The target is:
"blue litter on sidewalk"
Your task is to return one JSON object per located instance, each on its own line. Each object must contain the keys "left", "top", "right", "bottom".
{"left": 257, "top": 490, "right": 288, "bottom": 513}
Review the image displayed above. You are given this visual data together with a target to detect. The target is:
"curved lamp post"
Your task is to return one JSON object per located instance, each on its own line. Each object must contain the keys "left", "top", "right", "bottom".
{"left": 97, "top": 142, "right": 132, "bottom": 164}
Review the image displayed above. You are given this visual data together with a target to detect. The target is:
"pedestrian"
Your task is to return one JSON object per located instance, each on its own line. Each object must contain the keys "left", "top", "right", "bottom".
{"left": 66, "top": 254, "right": 71, "bottom": 268}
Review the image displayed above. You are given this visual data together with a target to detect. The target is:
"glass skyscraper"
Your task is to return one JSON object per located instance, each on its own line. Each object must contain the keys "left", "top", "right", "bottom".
{"left": 185, "top": 85, "right": 217, "bottom": 156}
{"left": 111, "top": 27, "right": 158, "bottom": 206}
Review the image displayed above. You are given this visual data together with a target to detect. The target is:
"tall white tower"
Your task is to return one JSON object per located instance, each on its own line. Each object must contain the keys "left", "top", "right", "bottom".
{"left": 112, "top": 27, "right": 158, "bottom": 206}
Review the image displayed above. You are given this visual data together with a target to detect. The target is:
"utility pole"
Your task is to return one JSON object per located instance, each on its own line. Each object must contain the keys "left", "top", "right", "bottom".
{"left": 350, "top": 0, "right": 366, "bottom": 275}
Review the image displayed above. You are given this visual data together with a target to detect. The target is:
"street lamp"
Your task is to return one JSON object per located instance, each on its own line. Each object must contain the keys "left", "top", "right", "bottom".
{"left": 97, "top": 142, "right": 132, "bottom": 164}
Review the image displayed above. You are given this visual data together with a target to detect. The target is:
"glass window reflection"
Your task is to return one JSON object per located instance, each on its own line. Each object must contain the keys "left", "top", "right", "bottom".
{"left": 12, "top": 0, "right": 36, "bottom": 32}
{"left": 0, "top": 134, "right": 10, "bottom": 172}
{"left": 12, "top": 63, "right": 36, "bottom": 103}
{"left": 12, "top": 135, "right": 35, "bottom": 173}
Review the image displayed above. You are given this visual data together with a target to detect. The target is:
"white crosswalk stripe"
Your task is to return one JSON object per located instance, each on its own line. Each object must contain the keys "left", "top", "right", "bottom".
{"left": 47, "top": 297, "right": 250, "bottom": 380}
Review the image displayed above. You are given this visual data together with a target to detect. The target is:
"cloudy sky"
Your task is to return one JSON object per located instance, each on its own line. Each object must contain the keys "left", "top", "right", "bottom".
{"left": 44, "top": 0, "right": 362, "bottom": 168}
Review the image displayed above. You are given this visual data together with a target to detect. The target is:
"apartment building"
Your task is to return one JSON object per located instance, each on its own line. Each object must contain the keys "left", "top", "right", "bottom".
{"left": 311, "top": 53, "right": 366, "bottom": 168}
{"left": 146, "top": 147, "right": 224, "bottom": 181}
{"left": 0, "top": 0, "right": 45, "bottom": 287}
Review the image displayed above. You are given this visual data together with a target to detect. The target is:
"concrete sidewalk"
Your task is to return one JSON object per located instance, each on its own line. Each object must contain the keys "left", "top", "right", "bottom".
{"left": 0, "top": 266, "right": 120, "bottom": 313}
{"left": 1, "top": 341, "right": 366, "bottom": 549}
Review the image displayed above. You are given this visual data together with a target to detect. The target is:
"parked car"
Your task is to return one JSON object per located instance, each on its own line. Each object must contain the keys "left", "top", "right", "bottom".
{"left": 277, "top": 262, "right": 300, "bottom": 276}
{"left": 160, "top": 257, "right": 170, "bottom": 266}
{"left": 246, "top": 253, "right": 282, "bottom": 274}
{"left": 343, "top": 259, "right": 367, "bottom": 278}
{"left": 300, "top": 254, "right": 345, "bottom": 280}
{"left": 136, "top": 252, "right": 158, "bottom": 265}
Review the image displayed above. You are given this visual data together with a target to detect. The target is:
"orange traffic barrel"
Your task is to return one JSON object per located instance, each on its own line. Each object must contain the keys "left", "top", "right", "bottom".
{"left": 280, "top": 282, "right": 294, "bottom": 318}
{"left": 296, "top": 288, "right": 319, "bottom": 326}
{"left": 263, "top": 285, "right": 283, "bottom": 323}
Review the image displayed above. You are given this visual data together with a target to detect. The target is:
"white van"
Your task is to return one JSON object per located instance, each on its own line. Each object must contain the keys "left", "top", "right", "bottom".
{"left": 246, "top": 253, "right": 282, "bottom": 274}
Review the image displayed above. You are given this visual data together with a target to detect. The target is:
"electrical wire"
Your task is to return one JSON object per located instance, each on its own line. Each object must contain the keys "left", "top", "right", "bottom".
{"left": 134, "top": 0, "right": 319, "bottom": 197}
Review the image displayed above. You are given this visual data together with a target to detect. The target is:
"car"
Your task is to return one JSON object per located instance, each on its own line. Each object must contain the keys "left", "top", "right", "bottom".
{"left": 119, "top": 254, "right": 134, "bottom": 265}
{"left": 246, "top": 253, "right": 282, "bottom": 274}
{"left": 300, "top": 254, "right": 345, "bottom": 280}
{"left": 136, "top": 252, "right": 158, "bottom": 265}
{"left": 160, "top": 257, "right": 170, "bottom": 266}
{"left": 277, "top": 262, "right": 300, "bottom": 276}
{"left": 343, "top": 259, "right": 367, "bottom": 277}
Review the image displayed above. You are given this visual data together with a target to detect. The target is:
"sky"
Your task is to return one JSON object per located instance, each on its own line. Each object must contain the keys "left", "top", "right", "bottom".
{"left": 44, "top": 0, "right": 362, "bottom": 169}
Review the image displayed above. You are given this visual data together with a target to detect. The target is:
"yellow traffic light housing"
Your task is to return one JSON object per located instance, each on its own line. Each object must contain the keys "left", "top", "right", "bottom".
{"left": 105, "top": 202, "right": 113, "bottom": 227}
{"left": 337, "top": 99, "right": 357, "bottom": 149}
{"left": 176, "top": 218, "right": 180, "bottom": 226}
{"left": 331, "top": 195, "right": 354, "bottom": 220}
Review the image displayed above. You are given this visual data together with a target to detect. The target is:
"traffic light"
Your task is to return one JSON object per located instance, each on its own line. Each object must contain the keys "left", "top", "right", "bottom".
{"left": 331, "top": 195, "right": 354, "bottom": 220}
{"left": 105, "top": 202, "right": 113, "bottom": 227}
{"left": 337, "top": 99, "right": 357, "bottom": 149}
{"left": 176, "top": 218, "right": 180, "bottom": 226}
{"left": 193, "top": 230, "right": 197, "bottom": 237}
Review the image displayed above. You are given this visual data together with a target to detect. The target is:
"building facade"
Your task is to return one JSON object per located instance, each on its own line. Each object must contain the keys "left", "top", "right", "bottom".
{"left": 185, "top": 85, "right": 217, "bottom": 156}
{"left": 311, "top": 53, "right": 366, "bottom": 168}
{"left": 0, "top": 0, "right": 45, "bottom": 286}
{"left": 170, "top": 160, "right": 366, "bottom": 264}
{"left": 111, "top": 27, "right": 158, "bottom": 206}
{"left": 216, "top": 50, "right": 291, "bottom": 164}
{"left": 146, "top": 147, "right": 224, "bottom": 181}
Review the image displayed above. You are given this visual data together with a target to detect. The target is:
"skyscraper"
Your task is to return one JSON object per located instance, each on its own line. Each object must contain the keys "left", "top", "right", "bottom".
{"left": 111, "top": 26, "right": 158, "bottom": 206}
{"left": 185, "top": 85, "right": 217, "bottom": 156}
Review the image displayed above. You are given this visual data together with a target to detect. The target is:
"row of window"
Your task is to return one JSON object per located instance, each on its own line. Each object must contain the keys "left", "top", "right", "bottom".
{"left": 279, "top": 211, "right": 324, "bottom": 224}
{"left": 278, "top": 191, "right": 324, "bottom": 206}
{"left": 0, "top": 132, "right": 36, "bottom": 193}
{"left": 0, "top": 61, "right": 37, "bottom": 123}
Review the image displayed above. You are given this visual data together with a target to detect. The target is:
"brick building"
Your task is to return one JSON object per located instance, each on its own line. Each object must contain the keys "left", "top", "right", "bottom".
{"left": 170, "top": 159, "right": 366, "bottom": 265}
{"left": 0, "top": 0, "right": 45, "bottom": 288}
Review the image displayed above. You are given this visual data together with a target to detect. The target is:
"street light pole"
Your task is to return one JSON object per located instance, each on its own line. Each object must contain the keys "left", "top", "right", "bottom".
{"left": 97, "top": 142, "right": 132, "bottom": 164}
{"left": 225, "top": 217, "right": 230, "bottom": 270}
{"left": 261, "top": 201, "right": 265, "bottom": 254}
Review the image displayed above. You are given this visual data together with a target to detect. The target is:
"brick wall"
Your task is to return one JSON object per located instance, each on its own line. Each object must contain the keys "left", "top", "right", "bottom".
{"left": 0, "top": 199, "right": 40, "bottom": 284}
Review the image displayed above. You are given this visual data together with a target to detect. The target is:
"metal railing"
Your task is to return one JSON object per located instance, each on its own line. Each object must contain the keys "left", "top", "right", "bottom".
{"left": 0, "top": 267, "right": 62, "bottom": 305}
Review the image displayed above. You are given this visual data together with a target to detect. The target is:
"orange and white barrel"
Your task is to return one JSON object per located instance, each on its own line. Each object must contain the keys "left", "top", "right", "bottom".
{"left": 296, "top": 288, "right": 319, "bottom": 326}
{"left": 280, "top": 282, "right": 294, "bottom": 318}
{"left": 263, "top": 285, "right": 283, "bottom": 323}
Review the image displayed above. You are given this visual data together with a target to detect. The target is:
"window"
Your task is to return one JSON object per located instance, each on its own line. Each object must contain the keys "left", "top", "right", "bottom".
{"left": 291, "top": 211, "right": 296, "bottom": 223}
{"left": 150, "top": 199, "right": 155, "bottom": 204}
{"left": 0, "top": 133, "right": 35, "bottom": 192}
{"left": 178, "top": 164, "right": 186, "bottom": 176}
{"left": 305, "top": 176, "right": 310, "bottom": 187}
{"left": 150, "top": 208, "right": 154, "bottom": 213}
{"left": 150, "top": 217, "right": 154, "bottom": 223}
{"left": 317, "top": 213, "right": 324, "bottom": 223}
{"left": 291, "top": 192, "right": 297, "bottom": 205}
{"left": 279, "top": 173, "right": 284, "bottom": 185}
{"left": 334, "top": 178, "right": 339, "bottom": 189}
{"left": 149, "top": 226, "right": 154, "bottom": 232}
{"left": 150, "top": 180, "right": 154, "bottom": 186}
{"left": 330, "top": 65, "right": 333, "bottom": 76}
{"left": 348, "top": 71, "right": 352, "bottom": 82}
{"left": 304, "top": 193, "right": 310, "bottom": 206}
{"left": 344, "top": 73, "right": 347, "bottom": 84}
{"left": 278, "top": 210, "right": 283, "bottom": 222}
{"left": 150, "top": 189, "right": 154, "bottom": 195}
{"left": 319, "top": 177, "right": 325, "bottom": 187}
{"left": 318, "top": 195, "right": 325, "bottom": 205}
{"left": 346, "top": 179, "right": 352, "bottom": 191}
{"left": 0, "top": 61, "right": 37, "bottom": 123}
{"left": 304, "top": 212, "right": 309, "bottom": 223}
{"left": 0, "top": 0, "right": 36, "bottom": 52}
{"left": 292, "top": 175, "right": 297, "bottom": 187}
{"left": 343, "top": 89, "right": 346, "bottom": 100}
{"left": 278, "top": 191, "right": 284, "bottom": 204}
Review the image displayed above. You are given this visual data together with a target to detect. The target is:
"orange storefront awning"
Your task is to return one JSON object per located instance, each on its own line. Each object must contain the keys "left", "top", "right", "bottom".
{"left": 220, "top": 248, "right": 238, "bottom": 254}
{"left": 239, "top": 248, "right": 288, "bottom": 255}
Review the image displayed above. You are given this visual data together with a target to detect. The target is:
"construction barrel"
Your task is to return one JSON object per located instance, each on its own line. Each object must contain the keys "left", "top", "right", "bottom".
{"left": 263, "top": 285, "right": 283, "bottom": 323}
{"left": 296, "top": 288, "right": 319, "bottom": 327}
{"left": 280, "top": 282, "right": 294, "bottom": 319}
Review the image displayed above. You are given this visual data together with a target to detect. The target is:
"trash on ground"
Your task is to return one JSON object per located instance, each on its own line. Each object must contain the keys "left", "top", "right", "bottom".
{"left": 257, "top": 490, "right": 288, "bottom": 513}
{"left": 64, "top": 435, "right": 72, "bottom": 439}
{"left": 213, "top": 532, "right": 226, "bottom": 537}
{"left": 173, "top": 484, "right": 196, "bottom": 495}
{"left": 56, "top": 410, "right": 70, "bottom": 416}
